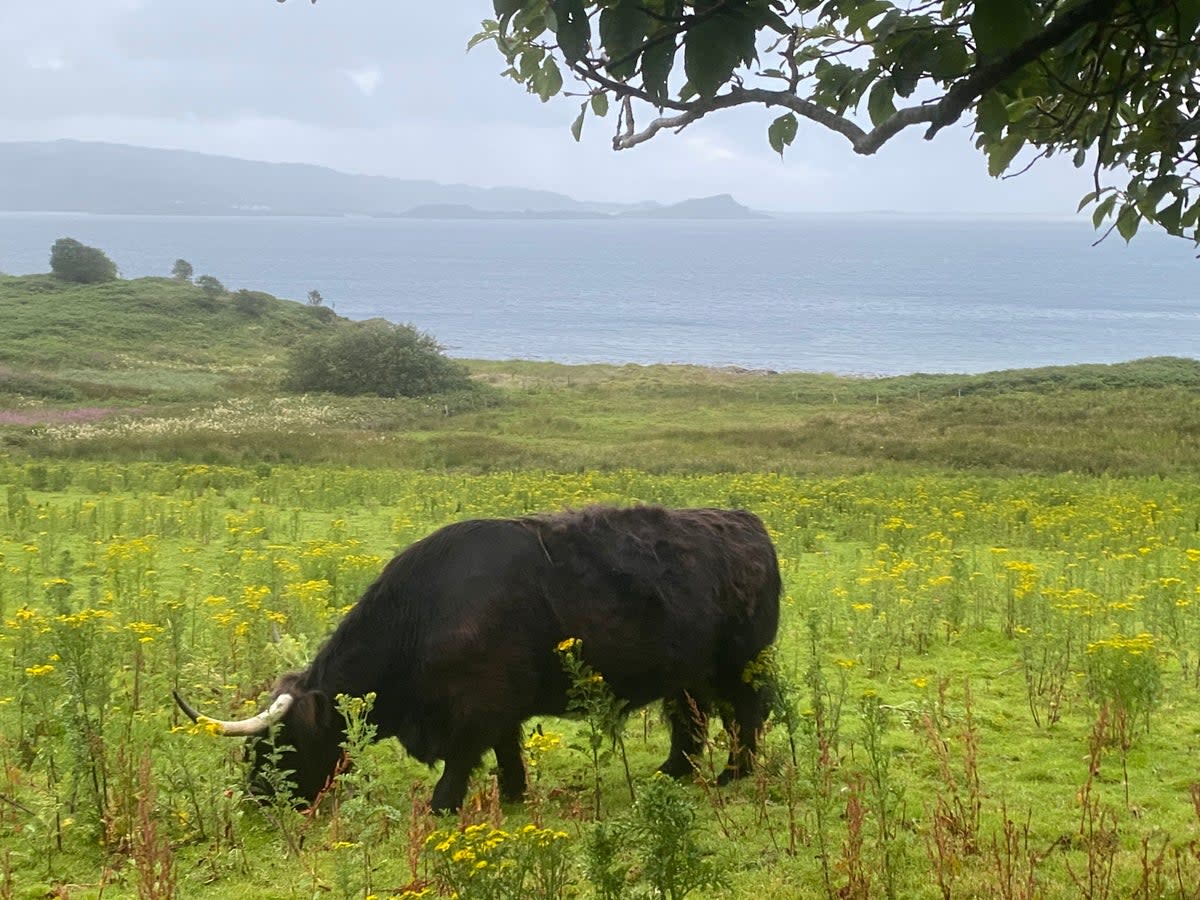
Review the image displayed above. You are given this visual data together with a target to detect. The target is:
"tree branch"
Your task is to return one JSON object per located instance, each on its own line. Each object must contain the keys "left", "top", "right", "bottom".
{"left": 924, "top": 0, "right": 1123, "bottom": 138}
{"left": 611, "top": 86, "right": 936, "bottom": 153}
{"left": 609, "top": 0, "right": 1128, "bottom": 155}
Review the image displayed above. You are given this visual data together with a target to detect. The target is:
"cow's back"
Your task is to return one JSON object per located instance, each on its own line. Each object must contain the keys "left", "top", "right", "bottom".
{"left": 529, "top": 505, "right": 781, "bottom": 705}
{"left": 321, "top": 506, "right": 781, "bottom": 763}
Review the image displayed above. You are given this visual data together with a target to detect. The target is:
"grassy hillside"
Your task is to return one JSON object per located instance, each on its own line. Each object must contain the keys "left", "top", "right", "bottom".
{"left": 0, "top": 274, "right": 335, "bottom": 399}
{"left": 2, "top": 274, "right": 1199, "bottom": 475}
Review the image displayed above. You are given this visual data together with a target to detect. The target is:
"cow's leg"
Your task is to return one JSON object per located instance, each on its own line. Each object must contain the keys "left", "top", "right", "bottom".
{"left": 493, "top": 727, "right": 527, "bottom": 802}
{"left": 659, "top": 691, "right": 707, "bottom": 778}
{"left": 717, "top": 680, "right": 770, "bottom": 785}
{"left": 431, "top": 746, "right": 485, "bottom": 814}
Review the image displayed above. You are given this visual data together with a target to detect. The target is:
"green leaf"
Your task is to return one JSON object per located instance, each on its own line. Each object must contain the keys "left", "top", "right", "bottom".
{"left": 971, "top": 0, "right": 1036, "bottom": 59}
{"left": 571, "top": 102, "right": 587, "bottom": 141}
{"left": 867, "top": 79, "right": 896, "bottom": 126}
{"left": 1180, "top": 0, "right": 1200, "bottom": 36}
{"left": 1115, "top": 203, "right": 1140, "bottom": 242}
{"left": 1145, "top": 175, "right": 1182, "bottom": 209}
{"left": 926, "top": 37, "right": 970, "bottom": 81}
{"left": 1092, "top": 194, "right": 1117, "bottom": 228}
{"left": 846, "top": 0, "right": 891, "bottom": 36}
{"left": 975, "top": 91, "right": 1008, "bottom": 140}
{"left": 535, "top": 57, "right": 564, "bottom": 101}
{"left": 872, "top": 9, "right": 903, "bottom": 41}
{"left": 641, "top": 34, "right": 676, "bottom": 105}
{"left": 551, "top": 0, "right": 590, "bottom": 65}
{"left": 749, "top": 2, "right": 792, "bottom": 36}
{"left": 684, "top": 12, "right": 748, "bottom": 98}
{"left": 519, "top": 48, "right": 544, "bottom": 80}
{"left": 591, "top": 92, "right": 609, "bottom": 117}
{"left": 493, "top": 0, "right": 524, "bottom": 15}
{"left": 986, "top": 132, "right": 1025, "bottom": 177}
{"left": 466, "top": 28, "right": 495, "bottom": 53}
{"left": 1076, "top": 190, "right": 1099, "bottom": 213}
{"left": 1157, "top": 196, "right": 1185, "bottom": 234}
{"left": 600, "top": 1, "right": 647, "bottom": 80}
{"left": 768, "top": 112, "right": 798, "bottom": 156}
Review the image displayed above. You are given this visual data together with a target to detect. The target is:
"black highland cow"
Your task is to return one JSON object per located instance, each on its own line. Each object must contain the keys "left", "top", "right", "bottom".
{"left": 175, "top": 505, "right": 782, "bottom": 812}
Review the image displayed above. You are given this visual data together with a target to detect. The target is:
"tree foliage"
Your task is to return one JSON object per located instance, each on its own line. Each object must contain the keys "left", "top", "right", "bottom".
{"left": 171, "top": 258, "right": 194, "bottom": 282}
{"left": 195, "top": 274, "right": 226, "bottom": 300}
{"left": 232, "top": 289, "right": 272, "bottom": 317}
{"left": 49, "top": 238, "right": 118, "bottom": 284}
{"left": 462, "top": 0, "right": 1200, "bottom": 244}
{"left": 283, "top": 320, "right": 474, "bottom": 397}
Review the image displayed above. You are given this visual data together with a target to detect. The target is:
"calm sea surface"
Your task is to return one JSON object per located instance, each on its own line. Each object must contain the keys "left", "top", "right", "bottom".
{"left": 1, "top": 212, "right": 1196, "bottom": 375}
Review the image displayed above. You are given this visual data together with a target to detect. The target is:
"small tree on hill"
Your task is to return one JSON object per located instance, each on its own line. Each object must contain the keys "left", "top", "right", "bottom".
{"left": 195, "top": 275, "right": 225, "bottom": 300}
{"left": 307, "top": 289, "right": 324, "bottom": 307}
{"left": 283, "top": 320, "right": 473, "bottom": 397}
{"left": 49, "top": 237, "right": 117, "bottom": 284}
{"left": 171, "top": 259, "right": 194, "bottom": 282}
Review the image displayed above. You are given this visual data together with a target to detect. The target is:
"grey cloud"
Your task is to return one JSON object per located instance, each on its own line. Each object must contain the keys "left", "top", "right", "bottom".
{"left": 0, "top": 0, "right": 1096, "bottom": 214}
{"left": 2, "top": 1, "right": 547, "bottom": 128}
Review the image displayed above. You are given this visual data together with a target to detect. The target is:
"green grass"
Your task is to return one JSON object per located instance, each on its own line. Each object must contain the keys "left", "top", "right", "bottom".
{"left": 2, "top": 277, "right": 1200, "bottom": 480}
{"left": 4, "top": 274, "right": 1200, "bottom": 896}
{"left": 4, "top": 273, "right": 1200, "bottom": 476}
{"left": 4, "top": 465, "right": 1200, "bottom": 898}
{"left": 0, "top": 274, "right": 333, "bottom": 400}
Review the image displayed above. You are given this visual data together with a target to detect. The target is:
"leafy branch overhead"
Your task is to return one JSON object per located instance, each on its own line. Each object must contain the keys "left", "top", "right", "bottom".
{"left": 465, "top": 0, "right": 1200, "bottom": 244}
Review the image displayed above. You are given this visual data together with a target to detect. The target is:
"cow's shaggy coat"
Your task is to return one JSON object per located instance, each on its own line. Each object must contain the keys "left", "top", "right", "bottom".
{"left": 239, "top": 505, "right": 782, "bottom": 812}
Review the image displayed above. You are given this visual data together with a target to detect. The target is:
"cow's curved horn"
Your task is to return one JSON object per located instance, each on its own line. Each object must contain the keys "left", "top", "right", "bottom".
{"left": 173, "top": 689, "right": 295, "bottom": 737}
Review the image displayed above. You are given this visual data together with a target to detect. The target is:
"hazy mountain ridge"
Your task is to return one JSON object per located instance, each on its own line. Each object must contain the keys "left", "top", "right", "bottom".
{"left": 0, "top": 140, "right": 764, "bottom": 219}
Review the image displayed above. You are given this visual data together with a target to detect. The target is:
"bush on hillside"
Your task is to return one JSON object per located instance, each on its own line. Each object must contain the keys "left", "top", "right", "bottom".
{"left": 233, "top": 289, "right": 271, "bottom": 316}
{"left": 194, "top": 275, "right": 225, "bottom": 304}
{"left": 49, "top": 238, "right": 118, "bottom": 284}
{"left": 283, "top": 320, "right": 473, "bottom": 397}
{"left": 305, "top": 304, "right": 338, "bottom": 324}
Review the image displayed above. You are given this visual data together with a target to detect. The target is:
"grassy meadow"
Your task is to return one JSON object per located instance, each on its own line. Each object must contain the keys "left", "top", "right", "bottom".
{"left": 4, "top": 273, "right": 1200, "bottom": 898}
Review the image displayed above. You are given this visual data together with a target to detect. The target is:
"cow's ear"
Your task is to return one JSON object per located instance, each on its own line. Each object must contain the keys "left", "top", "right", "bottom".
{"left": 294, "top": 689, "right": 334, "bottom": 731}
{"left": 309, "top": 690, "right": 335, "bottom": 729}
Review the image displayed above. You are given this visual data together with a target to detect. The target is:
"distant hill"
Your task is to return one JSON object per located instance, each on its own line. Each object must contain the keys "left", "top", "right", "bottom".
{"left": 398, "top": 195, "right": 769, "bottom": 221}
{"left": 617, "top": 194, "right": 770, "bottom": 219}
{"left": 0, "top": 140, "right": 621, "bottom": 216}
{"left": 0, "top": 140, "right": 766, "bottom": 219}
{"left": 397, "top": 203, "right": 611, "bottom": 221}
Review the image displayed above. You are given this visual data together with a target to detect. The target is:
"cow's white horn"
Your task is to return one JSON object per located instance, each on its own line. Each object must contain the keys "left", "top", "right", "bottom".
{"left": 174, "top": 690, "right": 295, "bottom": 737}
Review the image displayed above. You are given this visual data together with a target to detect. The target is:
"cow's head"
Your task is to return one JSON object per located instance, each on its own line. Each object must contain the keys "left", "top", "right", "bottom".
{"left": 173, "top": 673, "right": 345, "bottom": 805}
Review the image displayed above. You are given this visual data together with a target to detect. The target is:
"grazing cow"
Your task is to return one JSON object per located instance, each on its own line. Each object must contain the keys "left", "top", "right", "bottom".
{"left": 174, "top": 504, "right": 782, "bottom": 812}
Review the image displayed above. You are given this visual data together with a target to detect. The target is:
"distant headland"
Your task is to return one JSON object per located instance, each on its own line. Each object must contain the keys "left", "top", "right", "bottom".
{"left": 0, "top": 140, "right": 767, "bottom": 220}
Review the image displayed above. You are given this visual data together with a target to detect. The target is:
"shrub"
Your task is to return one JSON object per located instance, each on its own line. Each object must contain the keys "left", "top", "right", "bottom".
{"left": 232, "top": 289, "right": 271, "bottom": 316}
{"left": 305, "top": 304, "right": 337, "bottom": 324}
{"left": 194, "top": 275, "right": 225, "bottom": 301}
{"left": 283, "top": 320, "right": 472, "bottom": 397}
{"left": 49, "top": 238, "right": 118, "bottom": 284}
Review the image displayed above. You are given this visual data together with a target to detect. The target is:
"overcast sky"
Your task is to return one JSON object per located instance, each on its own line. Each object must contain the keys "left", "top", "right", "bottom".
{"left": 2, "top": 0, "right": 1100, "bottom": 214}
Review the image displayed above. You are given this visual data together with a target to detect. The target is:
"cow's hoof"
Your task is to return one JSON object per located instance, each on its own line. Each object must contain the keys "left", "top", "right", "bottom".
{"left": 657, "top": 758, "right": 694, "bottom": 779}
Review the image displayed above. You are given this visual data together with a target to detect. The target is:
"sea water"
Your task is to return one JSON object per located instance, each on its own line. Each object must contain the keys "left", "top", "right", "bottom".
{"left": 1, "top": 212, "right": 1195, "bottom": 375}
